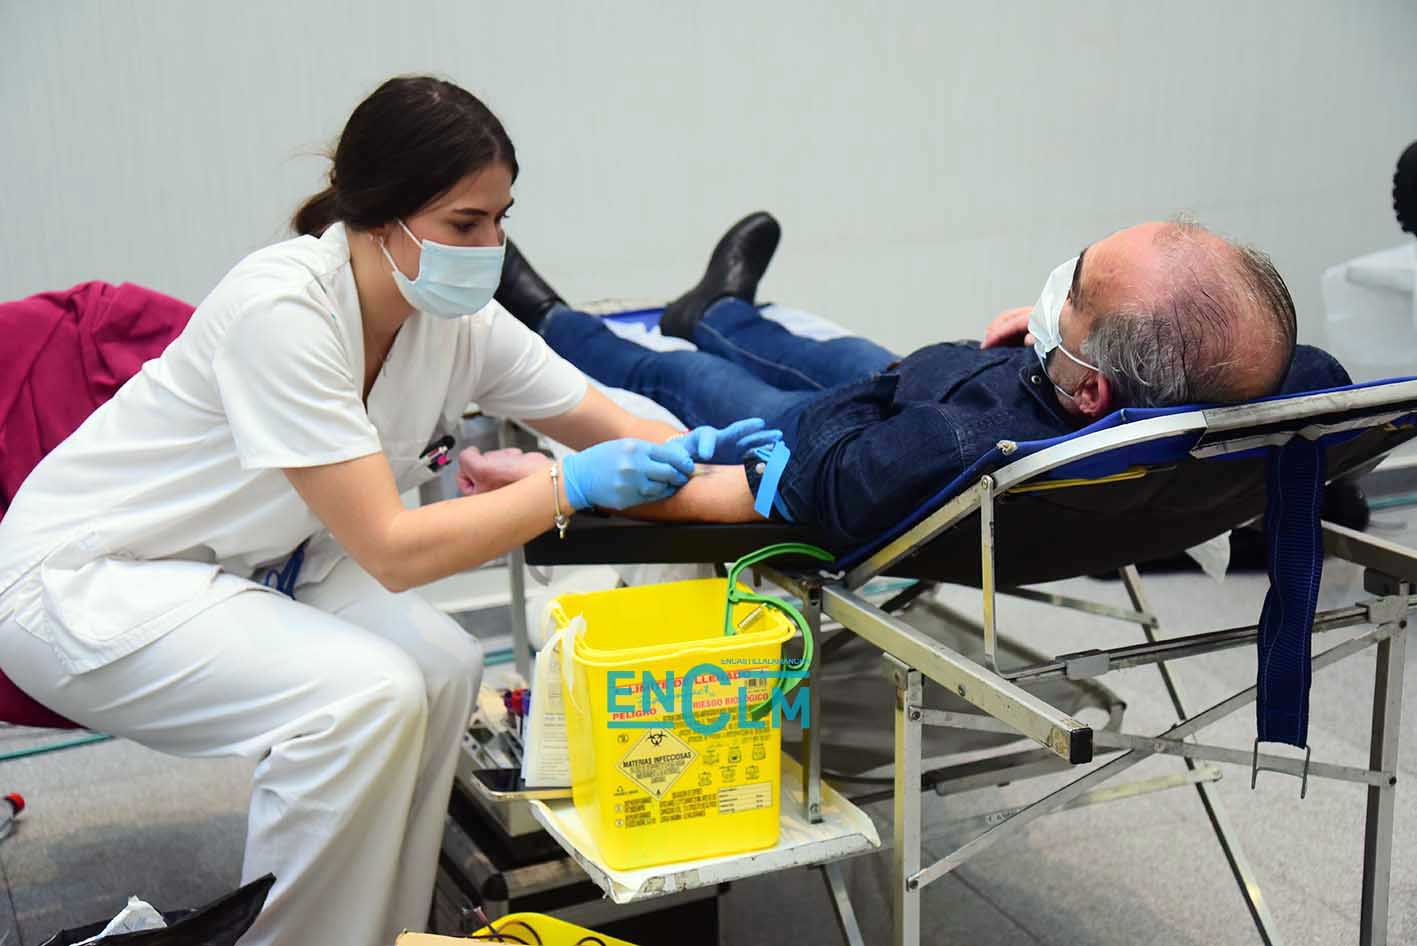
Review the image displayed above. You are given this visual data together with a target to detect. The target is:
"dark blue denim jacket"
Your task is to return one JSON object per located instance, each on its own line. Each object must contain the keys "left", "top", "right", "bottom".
{"left": 769, "top": 342, "right": 1351, "bottom": 551}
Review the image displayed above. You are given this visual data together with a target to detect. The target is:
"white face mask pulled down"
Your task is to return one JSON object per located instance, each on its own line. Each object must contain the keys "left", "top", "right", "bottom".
{"left": 1026, "top": 255, "right": 1099, "bottom": 402}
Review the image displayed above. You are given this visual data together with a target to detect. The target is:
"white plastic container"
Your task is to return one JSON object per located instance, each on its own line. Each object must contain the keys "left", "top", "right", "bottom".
{"left": 1322, "top": 243, "right": 1417, "bottom": 383}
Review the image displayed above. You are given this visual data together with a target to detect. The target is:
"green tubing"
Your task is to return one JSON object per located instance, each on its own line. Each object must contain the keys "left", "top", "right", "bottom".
{"left": 723, "top": 542, "right": 836, "bottom": 722}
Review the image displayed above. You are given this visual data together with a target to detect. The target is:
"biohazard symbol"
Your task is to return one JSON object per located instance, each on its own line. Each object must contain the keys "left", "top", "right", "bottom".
{"left": 618, "top": 729, "right": 697, "bottom": 799}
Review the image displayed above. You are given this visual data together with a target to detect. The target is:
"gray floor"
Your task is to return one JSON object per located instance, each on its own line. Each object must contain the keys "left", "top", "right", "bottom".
{"left": 4, "top": 518, "right": 1416, "bottom": 945}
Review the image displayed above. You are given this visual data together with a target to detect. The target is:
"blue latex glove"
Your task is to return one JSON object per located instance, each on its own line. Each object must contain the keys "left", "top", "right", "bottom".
{"left": 560, "top": 438, "right": 695, "bottom": 510}
{"left": 668, "top": 418, "right": 783, "bottom": 466}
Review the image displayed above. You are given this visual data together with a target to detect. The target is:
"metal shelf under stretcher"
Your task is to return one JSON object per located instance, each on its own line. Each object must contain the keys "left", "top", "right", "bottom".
{"left": 529, "top": 754, "right": 880, "bottom": 903}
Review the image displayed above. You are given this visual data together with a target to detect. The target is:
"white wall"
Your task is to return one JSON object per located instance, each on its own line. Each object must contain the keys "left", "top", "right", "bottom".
{"left": 3, "top": 0, "right": 1415, "bottom": 353}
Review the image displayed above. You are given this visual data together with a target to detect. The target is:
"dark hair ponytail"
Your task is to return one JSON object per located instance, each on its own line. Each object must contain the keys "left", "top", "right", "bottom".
{"left": 292, "top": 185, "right": 340, "bottom": 238}
{"left": 291, "top": 76, "right": 518, "bottom": 237}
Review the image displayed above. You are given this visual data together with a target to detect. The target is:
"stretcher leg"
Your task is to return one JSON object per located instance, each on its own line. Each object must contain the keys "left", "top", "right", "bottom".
{"left": 1119, "top": 565, "right": 1286, "bottom": 946}
{"left": 820, "top": 860, "right": 867, "bottom": 946}
{"left": 1360, "top": 609, "right": 1407, "bottom": 946}
{"left": 803, "top": 586, "right": 824, "bottom": 823}
{"left": 888, "top": 657, "right": 923, "bottom": 946}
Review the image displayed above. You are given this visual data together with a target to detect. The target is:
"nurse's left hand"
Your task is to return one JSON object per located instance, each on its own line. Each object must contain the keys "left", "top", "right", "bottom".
{"left": 668, "top": 418, "right": 783, "bottom": 466}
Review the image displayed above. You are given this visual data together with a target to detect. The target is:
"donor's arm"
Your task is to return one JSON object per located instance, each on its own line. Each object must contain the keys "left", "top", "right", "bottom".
{"left": 457, "top": 446, "right": 759, "bottom": 524}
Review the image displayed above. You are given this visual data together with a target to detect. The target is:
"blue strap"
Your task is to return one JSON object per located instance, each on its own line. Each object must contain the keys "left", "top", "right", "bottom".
{"left": 260, "top": 539, "right": 309, "bottom": 600}
{"left": 1255, "top": 437, "right": 1326, "bottom": 747}
{"left": 752, "top": 441, "right": 794, "bottom": 521}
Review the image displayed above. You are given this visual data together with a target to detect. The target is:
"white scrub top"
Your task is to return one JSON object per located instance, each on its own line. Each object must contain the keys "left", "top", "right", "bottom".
{"left": 0, "top": 222, "right": 587, "bottom": 673}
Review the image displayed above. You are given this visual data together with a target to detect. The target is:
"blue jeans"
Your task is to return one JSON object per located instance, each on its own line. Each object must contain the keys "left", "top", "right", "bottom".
{"left": 541, "top": 299, "right": 899, "bottom": 444}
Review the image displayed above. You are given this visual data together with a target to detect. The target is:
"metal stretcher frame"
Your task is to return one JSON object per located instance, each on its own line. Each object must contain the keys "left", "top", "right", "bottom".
{"left": 502, "top": 377, "right": 1417, "bottom": 946}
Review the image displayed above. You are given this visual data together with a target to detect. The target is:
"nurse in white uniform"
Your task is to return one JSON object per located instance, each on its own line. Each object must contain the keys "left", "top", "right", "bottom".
{"left": 0, "top": 76, "right": 772, "bottom": 946}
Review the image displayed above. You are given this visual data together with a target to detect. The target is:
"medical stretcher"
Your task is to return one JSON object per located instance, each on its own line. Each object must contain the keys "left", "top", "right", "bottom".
{"left": 497, "top": 306, "right": 1417, "bottom": 946}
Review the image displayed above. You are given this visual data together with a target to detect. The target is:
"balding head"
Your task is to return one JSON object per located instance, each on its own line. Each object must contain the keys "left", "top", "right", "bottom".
{"left": 1075, "top": 218, "right": 1297, "bottom": 407}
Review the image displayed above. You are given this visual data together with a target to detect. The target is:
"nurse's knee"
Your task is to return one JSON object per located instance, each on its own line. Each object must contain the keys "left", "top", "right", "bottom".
{"left": 450, "top": 631, "right": 484, "bottom": 689}
{"left": 427, "top": 628, "right": 482, "bottom": 723}
{"left": 414, "top": 610, "right": 484, "bottom": 693}
{"left": 364, "top": 652, "right": 429, "bottom": 735}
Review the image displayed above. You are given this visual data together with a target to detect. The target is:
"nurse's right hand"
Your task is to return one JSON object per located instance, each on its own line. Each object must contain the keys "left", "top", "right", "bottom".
{"left": 560, "top": 439, "right": 695, "bottom": 511}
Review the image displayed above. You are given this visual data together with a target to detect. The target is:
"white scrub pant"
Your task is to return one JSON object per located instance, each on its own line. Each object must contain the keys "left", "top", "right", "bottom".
{"left": 0, "top": 556, "right": 482, "bottom": 946}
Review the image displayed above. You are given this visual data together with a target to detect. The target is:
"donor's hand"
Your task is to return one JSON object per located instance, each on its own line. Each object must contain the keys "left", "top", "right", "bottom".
{"left": 981, "top": 306, "right": 1034, "bottom": 349}
{"left": 456, "top": 447, "right": 553, "bottom": 496}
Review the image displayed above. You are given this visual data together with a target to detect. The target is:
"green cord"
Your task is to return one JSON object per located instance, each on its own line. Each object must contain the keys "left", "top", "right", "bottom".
{"left": 0, "top": 732, "right": 112, "bottom": 763}
{"left": 723, "top": 542, "right": 835, "bottom": 721}
{"left": 484, "top": 647, "right": 516, "bottom": 667}
{"left": 1369, "top": 492, "right": 1417, "bottom": 511}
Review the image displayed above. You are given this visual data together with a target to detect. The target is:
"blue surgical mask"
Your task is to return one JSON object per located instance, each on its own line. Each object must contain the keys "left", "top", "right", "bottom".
{"left": 380, "top": 220, "right": 505, "bottom": 319}
{"left": 1027, "top": 255, "right": 1099, "bottom": 400}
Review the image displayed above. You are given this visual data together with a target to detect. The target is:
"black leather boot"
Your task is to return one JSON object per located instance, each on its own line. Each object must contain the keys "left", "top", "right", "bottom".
{"left": 659, "top": 212, "right": 781, "bottom": 340}
{"left": 495, "top": 241, "right": 565, "bottom": 331}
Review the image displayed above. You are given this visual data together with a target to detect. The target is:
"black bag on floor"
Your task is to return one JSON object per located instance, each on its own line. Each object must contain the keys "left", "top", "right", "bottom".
{"left": 39, "top": 874, "right": 274, "bottom": 946}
